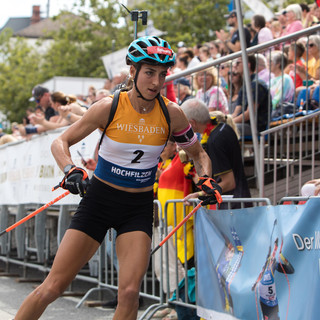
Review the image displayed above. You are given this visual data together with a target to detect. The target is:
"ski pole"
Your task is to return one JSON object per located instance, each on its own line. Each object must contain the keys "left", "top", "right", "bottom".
{"left": 151, "top": 202, "right": 202, "bottom": 255}
{"left": 0, "top": 190, "right": 70, "bottom": 237}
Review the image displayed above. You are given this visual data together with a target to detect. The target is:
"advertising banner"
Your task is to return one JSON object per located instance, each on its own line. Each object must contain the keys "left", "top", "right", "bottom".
{"left": 0, "top": 128, "right": 100, "bottom": 205}
{"left": 195, "top": 199, "right": 320, "bottom": 320}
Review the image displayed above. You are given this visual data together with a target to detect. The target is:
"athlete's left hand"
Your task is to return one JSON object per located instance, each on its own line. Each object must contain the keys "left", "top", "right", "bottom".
{"left": 196, "top": 175, "right": 222, "bottom": 206}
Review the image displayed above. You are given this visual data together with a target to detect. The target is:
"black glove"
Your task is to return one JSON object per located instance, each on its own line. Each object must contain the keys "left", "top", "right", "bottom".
{"left": 196, "top": 175, "right": 222, "bottom": 206}
{"left": 55, "top": 166, "right": 89, "bottom": 197}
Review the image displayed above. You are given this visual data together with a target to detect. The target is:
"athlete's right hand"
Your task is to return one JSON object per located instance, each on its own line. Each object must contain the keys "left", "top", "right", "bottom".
{"left": 196, "top": 175, "right": 223, "bottom": 206}
{"left": 54, "top": 166, "right": 89, "bottom": 197}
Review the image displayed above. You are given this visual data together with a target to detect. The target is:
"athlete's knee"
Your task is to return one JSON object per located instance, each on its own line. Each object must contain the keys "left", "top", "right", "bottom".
{"left": 33, "top": 278, "right": 67, "bottom": 304}
{"left": 118, "top": 286, "right": 139, "bottom": 307}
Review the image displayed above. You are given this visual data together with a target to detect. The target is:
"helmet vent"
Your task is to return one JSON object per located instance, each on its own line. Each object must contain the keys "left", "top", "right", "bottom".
{"left": 126, "top": 36, "right": 175, "bottom": 67}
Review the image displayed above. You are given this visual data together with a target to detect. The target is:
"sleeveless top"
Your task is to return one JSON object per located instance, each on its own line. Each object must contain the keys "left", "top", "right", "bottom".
{"left": 258, "top": 264, "right": 278, "bottom": 307}
{"left": 95, "top": 92, "right": 170, "bottom": 188}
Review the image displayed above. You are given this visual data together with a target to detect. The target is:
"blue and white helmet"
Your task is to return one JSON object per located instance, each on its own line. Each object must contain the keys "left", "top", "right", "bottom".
{"left": 126, "top": 36, "right": 176, "bottom": 67}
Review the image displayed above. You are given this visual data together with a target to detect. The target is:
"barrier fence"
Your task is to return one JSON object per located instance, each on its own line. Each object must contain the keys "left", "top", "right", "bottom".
{"left": 3, "top": 194, "right": 317, "bottom": 320}
{"left": 259, "top": 110, "right": 320, "bottom": 203}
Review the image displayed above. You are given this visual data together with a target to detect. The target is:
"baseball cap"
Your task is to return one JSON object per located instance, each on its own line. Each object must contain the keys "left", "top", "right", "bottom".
{"left": 29, "top": 85, "right": 49, "bottom": 102}
{"left": 275, "top": 10, "right": 286, "bottom": 16}
{"left": 177, "top": 41, "right": 186, "bottom": 48}
{"left": 173, "top": 77, "right": 190, "bottom": 87}
{"left": 224, "top": 10, "right": 237, "bottom": 19}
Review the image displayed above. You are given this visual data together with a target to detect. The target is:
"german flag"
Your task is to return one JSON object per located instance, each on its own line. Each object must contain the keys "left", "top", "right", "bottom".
{"left": 157, "top": 154, "right": 195, "bottom": 263}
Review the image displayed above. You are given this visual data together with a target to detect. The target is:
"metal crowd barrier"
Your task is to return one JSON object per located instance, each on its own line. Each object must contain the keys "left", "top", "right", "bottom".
{"left": 0, "top": 202, "right": 99, "bottom": 287}
{"left": 279, "top": 195, "right": 318, "bottom": 205}
{"left": 0, "top": 195, "right": 313, "bottom": 319}
{"left": 139, "top": 196, "right": 271, "bottom": 320}
{"left": 259, "top": 111, "right": 320, "bottom": 204}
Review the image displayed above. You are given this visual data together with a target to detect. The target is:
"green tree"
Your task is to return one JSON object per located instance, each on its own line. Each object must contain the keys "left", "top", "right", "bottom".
{"left": 0, "top": 0, "right": 132, "bottom": 122}
{"left": 42, "top": 0, "right": 132, "bottom": 79}
{"left": 283, "top": 0, "right": 315, "bottom": 6}
{"left": 141, "top": 0, "right": 230, "bottom": 48}
{"left": 0, "top": 29, "right": 44, "bottom": 122}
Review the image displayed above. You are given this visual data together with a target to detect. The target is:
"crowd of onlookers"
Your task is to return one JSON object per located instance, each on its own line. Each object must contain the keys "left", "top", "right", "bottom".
{"left": 167, "top": 3, "right": 320, "bottom": 138}
{"left": 0, "top": 68, "right": 130, "bottom": 145}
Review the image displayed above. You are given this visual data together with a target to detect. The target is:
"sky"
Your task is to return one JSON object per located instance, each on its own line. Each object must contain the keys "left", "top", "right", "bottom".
{"left": 0, "top": 0, "right": 77, "bottom": 29}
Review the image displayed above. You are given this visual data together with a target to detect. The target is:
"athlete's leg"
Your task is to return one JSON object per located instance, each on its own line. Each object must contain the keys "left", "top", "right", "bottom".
{"left": 113, "top": 231, "right": 151, "bottom": 320}
{"left": 15, "top": 229, "right": 100, "bottom": 320}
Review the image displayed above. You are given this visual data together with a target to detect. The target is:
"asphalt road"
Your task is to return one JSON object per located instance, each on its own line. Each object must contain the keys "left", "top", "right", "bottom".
{"left": 0, "top": 262, "right": 149, "bottom": 320}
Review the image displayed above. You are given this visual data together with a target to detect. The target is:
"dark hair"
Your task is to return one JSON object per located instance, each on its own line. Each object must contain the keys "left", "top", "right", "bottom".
{"left": 300, "top": 3, "right": 309, "bottom": 12}
{"left": 199, "top": 46, "right": 210, "bottom": 56}
{"left": 248, "top": 55, "right": 256, "bottom": 73}
{"left": 184, "top": 49, "right": 195, "bottom": 59}
{"left": 178, "top": 54, "right": 189, "bottom": 68}
{"left": 35, "top": 106, "right": 44, "bottom": 113}
{"left": 51, "top": 91, "right": 76, "bottom": 105}
{"left": 252, "top": 14, "right": 266, "bottom": 30}
{"left": 290, "top": 42, "right": 305, "bottom": 58}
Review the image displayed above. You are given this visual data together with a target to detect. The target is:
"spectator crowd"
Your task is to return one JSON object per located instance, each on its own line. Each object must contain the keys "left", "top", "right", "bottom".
{"left": 1, "top": 2, "right": 320, "bottom": 146}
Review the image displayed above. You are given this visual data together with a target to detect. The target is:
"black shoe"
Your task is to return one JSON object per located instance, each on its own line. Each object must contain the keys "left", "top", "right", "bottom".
{"left": 102, "top": 294, "right": 143, "bottom": 309}
{"left": 102, "top": 296, "right": 118, "bottom": 309}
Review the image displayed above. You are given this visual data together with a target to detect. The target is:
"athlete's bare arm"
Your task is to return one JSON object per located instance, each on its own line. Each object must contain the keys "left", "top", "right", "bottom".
{"left": 167, "top": 101, "right": 212, "bottom": 178}
{"left": 51, "top": 97, "right": 113, "bottom": 171}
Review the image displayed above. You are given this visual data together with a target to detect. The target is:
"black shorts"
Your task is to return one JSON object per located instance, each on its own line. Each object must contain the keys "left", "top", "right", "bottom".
{"left": 69, "top": 176, "right": 154, "bottom": 244}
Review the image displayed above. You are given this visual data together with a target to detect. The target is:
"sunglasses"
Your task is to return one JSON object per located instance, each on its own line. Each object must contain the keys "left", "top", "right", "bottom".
{"left": 35, "top": 95, "right": 43, "bottom": 103}
{"left": 308, "top": 43, "right": 315, "bottom": 47}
